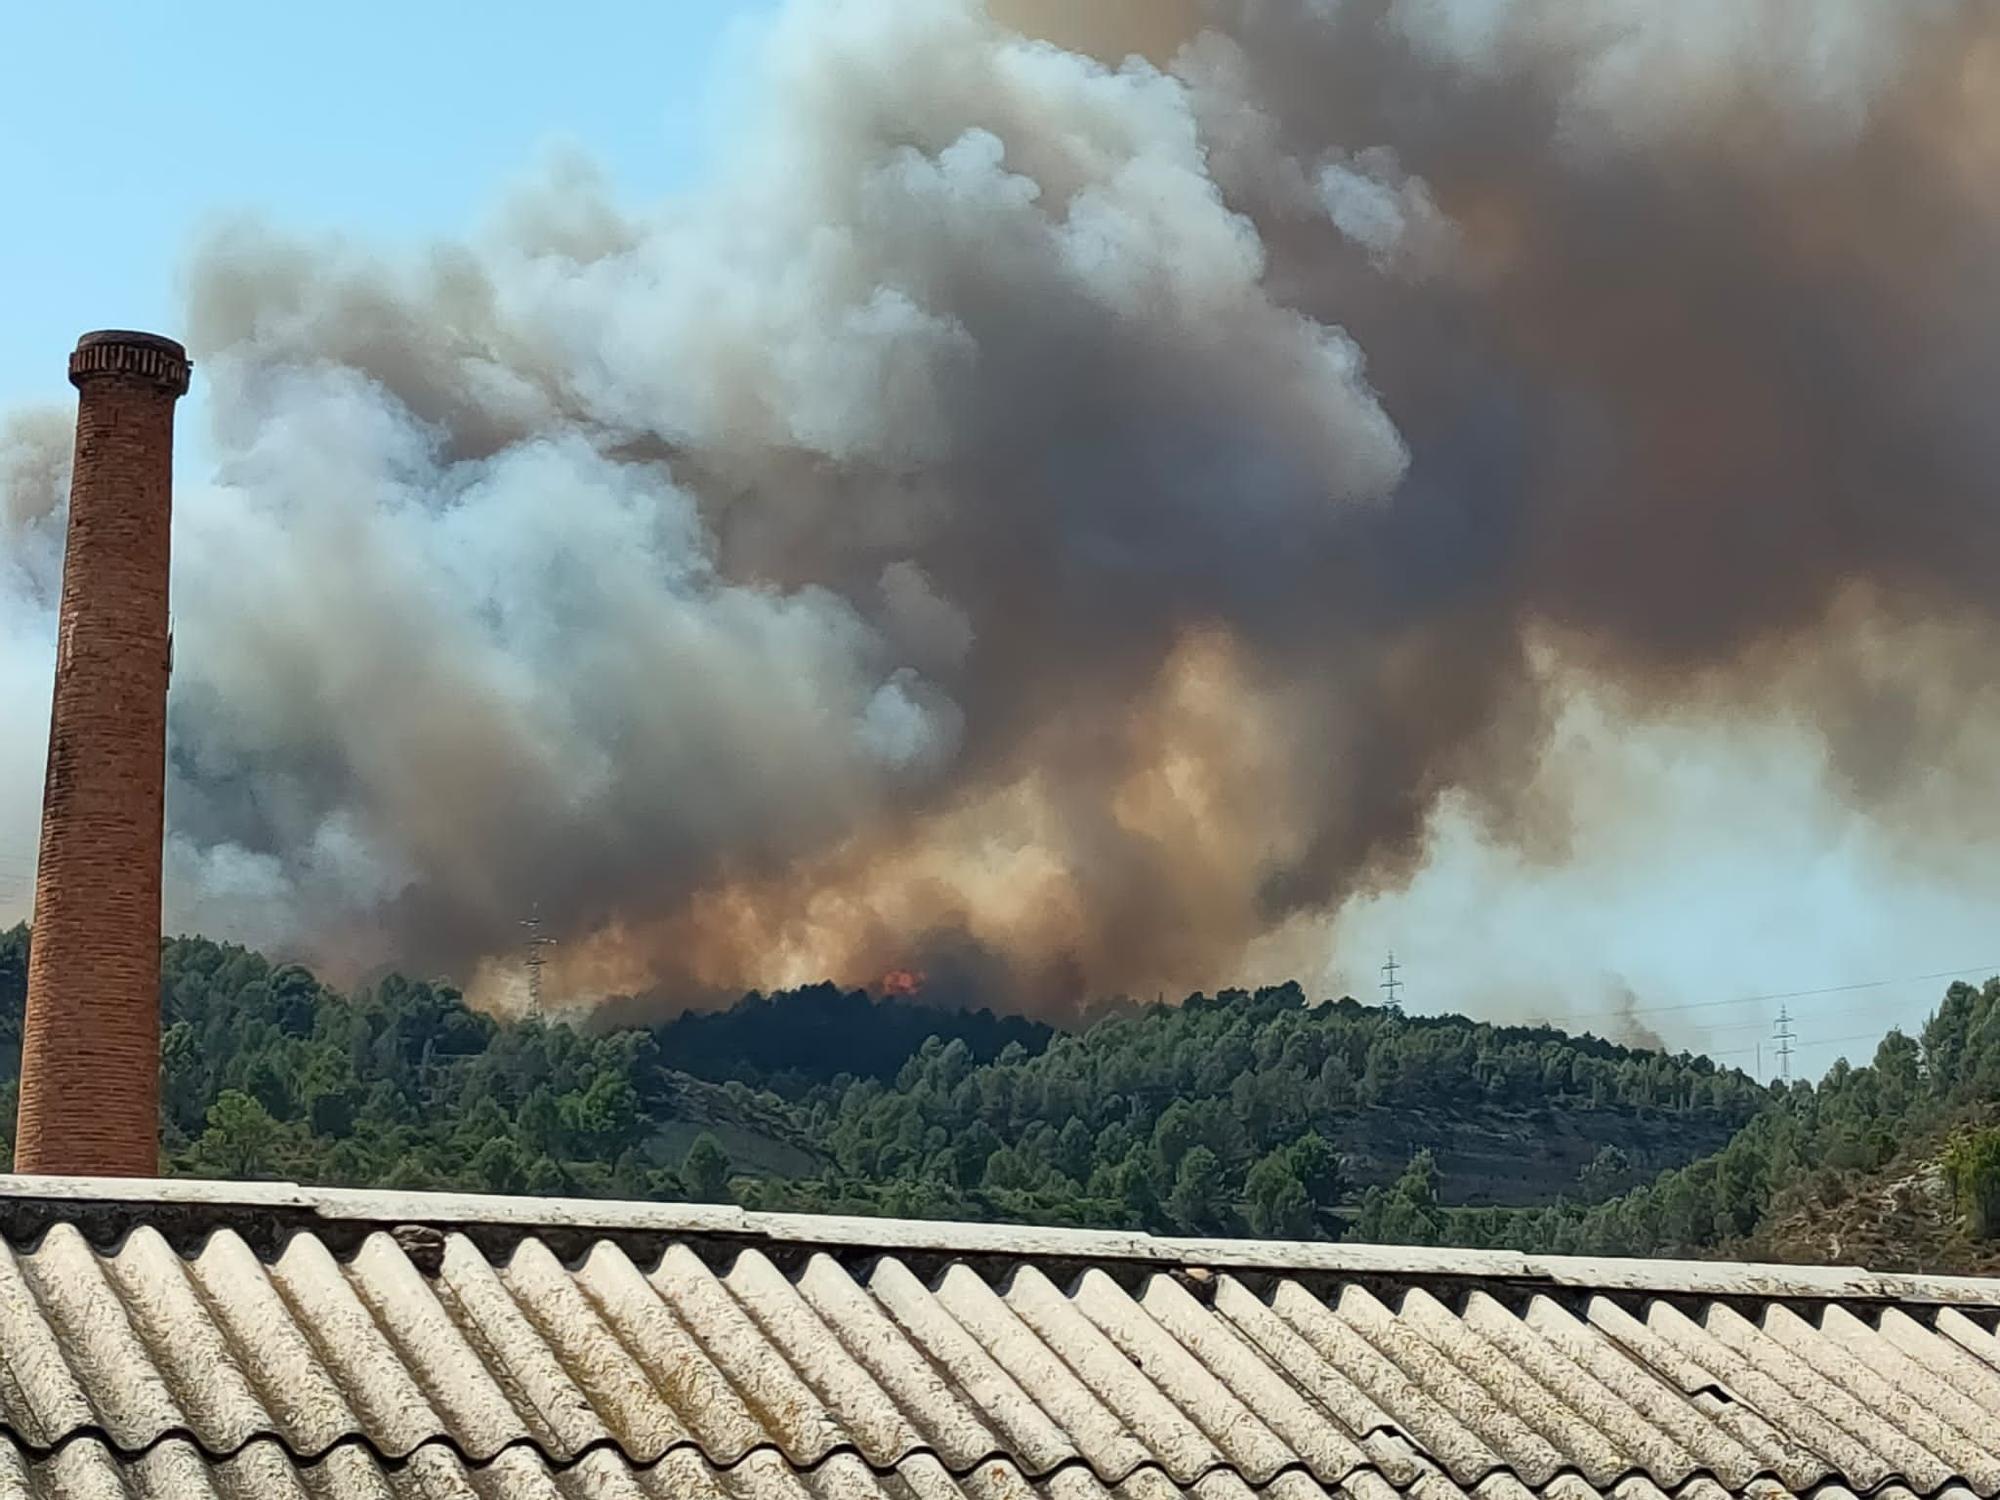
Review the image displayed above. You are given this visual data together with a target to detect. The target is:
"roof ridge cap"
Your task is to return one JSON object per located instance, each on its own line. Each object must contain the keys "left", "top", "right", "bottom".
{"left": 3, "top": 1174, "right": 1997, "bottom": 1302}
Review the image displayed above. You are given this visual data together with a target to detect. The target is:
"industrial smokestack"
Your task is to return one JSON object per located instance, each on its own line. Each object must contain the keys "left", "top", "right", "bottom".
{"left": 14, "top": 331, "right": 189, "bottom": 1176}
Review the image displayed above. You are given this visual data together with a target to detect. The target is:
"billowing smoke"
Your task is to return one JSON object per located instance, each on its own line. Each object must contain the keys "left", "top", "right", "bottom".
{"left": 3, "top": 0, "right": 1998, "bottom": 1020}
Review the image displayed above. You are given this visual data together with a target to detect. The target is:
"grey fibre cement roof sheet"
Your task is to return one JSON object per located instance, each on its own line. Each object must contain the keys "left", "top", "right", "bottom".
{"left": 0, "top": 1185, "right": 1996, "bottom": 1497}
{"left": 0, "top": 1445, "right": 1991, "bottom": 1500}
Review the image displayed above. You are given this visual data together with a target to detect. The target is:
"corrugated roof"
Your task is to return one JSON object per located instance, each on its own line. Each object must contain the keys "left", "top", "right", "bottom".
{"left": 0, "top": 1177, "right": 1994, "bottom": 1500}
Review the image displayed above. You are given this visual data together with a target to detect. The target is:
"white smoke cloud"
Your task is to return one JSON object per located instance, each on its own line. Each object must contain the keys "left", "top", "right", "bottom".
{"left": 1316, "top": 148, "right": 1456, "bottom": 276}
{"left": 163, "top": 348, "right": 960, "bottom": 970}
{"left": 0, "top": 409, "right": 69, "bottom": 588}
{"left": 0, "top": 411, "right": 69, "bottom": 923}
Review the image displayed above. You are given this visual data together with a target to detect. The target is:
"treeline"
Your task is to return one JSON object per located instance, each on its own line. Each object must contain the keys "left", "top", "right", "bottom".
{"left": 0, "top": 928, "right": 787, "bottom": 1198}
{"left": 0, "top": 926, "right": 1769, "bottom": 1243}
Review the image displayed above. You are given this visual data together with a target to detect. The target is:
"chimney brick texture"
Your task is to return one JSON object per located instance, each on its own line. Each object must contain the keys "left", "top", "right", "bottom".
{"left": 15, "top": 331, "right": 190, "bottom": 1176}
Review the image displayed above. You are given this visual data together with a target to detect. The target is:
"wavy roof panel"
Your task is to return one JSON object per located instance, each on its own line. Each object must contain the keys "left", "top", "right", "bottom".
{"left": 0, "top": 1178, "right": 1993, "bottom": 1499}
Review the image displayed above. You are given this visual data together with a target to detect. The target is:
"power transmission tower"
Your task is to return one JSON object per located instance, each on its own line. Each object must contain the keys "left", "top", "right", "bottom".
{"left": 1773, "top": 1005, "right": 1796, "bottom": 1081}
{"left": 521, "top": 907, "right": 556, "bottom": 1014}
{"left": 1381, "top": 952, "right": 1403, "bottom": 1013}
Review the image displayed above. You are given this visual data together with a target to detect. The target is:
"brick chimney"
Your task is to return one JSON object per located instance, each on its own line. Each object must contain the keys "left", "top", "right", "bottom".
{"left": 14, "top": 331, "right": 191, "bottom": 1176}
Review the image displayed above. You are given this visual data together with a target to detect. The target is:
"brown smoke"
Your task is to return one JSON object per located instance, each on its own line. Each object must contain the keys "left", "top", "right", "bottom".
{"left": 5, "top": 0, "right": 1998, "bottom": 1019}
{"left": 987, "top": 0, "right": 1204, "bottom": 65}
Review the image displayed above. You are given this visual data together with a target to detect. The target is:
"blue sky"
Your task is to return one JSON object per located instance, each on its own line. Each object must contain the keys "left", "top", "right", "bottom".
{"left": 0, "top": 1, "right": 773, "bottom": 412}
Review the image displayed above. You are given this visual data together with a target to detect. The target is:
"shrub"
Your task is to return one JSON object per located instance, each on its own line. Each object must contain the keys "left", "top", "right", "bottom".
{"left": 1943, "top": 1127, "right": 2000, "bottom": 1239}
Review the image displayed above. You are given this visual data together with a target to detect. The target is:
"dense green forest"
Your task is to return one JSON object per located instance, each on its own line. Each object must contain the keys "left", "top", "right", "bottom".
{"left": 0, "top": 925, "right": 1757, "bottom": 1229}
{"left": 1, "top": 924, "right": 1994, "bottom": 1260}
{"left": 652, "top": 983, "right": 1050, "bottom": 1092}
{"left": 738, "top": 985, "right": 1760, "bottom": 1232}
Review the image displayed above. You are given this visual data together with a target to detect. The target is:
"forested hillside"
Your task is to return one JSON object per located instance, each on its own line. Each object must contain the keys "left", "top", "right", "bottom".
{"left": 742, "top": 987, "right": 1761, "bottom": 1231}
{"left": 14, "top": 927, "right": 1997, "bottom": 1263}
{"left": 1430, "top": 976, "right": 2000, "bottom": 1268}
{"left": 0, "top": 925, "right": 1767, "bottom": 1237}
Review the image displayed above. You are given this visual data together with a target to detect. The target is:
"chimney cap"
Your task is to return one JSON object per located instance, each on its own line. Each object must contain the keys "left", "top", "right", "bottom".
{"left": 74, "top": 329, "right": 188, "bottom": 358}
{"left": 69, "top": 330, "right": 190, "bottom": 396}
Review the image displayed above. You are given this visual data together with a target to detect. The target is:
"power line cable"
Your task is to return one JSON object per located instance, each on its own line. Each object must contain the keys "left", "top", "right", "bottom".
{"left": 1558, "top": 963, "right": 1999, "bottom": 1024}
{"left": 1793, "top": 1028, "right": 1914, "bottom": 1052}
{"left": 1713, "top": 1027, "right": 1921, "bottom": 1062}
{"left": 1696, "top": 998, "right": 1935, "bottom": 1036}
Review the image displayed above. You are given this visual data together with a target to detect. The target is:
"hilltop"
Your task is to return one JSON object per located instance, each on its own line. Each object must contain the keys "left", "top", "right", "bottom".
{"left": 651, "top": 982, "right": 1052, "bottom": 1095}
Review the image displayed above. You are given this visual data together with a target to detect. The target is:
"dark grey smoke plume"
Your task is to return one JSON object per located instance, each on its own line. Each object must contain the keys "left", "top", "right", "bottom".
{"left": 4, "top": 0, "right": 1998, "bottom": 1016}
